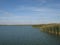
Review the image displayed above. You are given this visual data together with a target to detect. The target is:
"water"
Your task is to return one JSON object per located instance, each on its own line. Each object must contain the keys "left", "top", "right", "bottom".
{"left": 0, "top": 26, "right": 60, "bottom": 45}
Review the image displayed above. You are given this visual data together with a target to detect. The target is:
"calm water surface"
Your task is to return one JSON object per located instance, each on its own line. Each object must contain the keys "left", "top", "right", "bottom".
{"left": 0, "top": 26, "right": 60, "bottom": 45}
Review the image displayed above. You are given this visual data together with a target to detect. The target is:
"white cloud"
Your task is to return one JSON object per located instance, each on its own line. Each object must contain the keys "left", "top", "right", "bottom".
{"left": 16, "top": 6, "right": 60, "bottom": 15}
{"left": 0, "top": 10, "right": 14, "bottom": 17}
{"left": 35, "top": 0, "right": 47, "bottom": 5}
{"left": 0, "top": 5, "right": 60, "bottom": 24}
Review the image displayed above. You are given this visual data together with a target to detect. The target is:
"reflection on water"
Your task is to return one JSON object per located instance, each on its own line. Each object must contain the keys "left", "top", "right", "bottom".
{"left": 0, "top": 25, "right": 60, "bottom": 45}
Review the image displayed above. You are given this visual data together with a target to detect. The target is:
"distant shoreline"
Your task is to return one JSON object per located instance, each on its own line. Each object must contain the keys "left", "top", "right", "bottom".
{"left": 0, "top": 23, "right": 60, "bottom": 26}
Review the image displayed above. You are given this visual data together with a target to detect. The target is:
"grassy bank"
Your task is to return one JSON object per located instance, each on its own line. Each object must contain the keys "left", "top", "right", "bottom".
{"left": 32, "top": 23, "right": 60, "bottom": 35}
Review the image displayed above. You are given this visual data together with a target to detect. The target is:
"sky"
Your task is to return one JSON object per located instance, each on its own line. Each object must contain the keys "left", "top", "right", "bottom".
{"left": 0, "top": 0, "right": 60, "bottom": 25}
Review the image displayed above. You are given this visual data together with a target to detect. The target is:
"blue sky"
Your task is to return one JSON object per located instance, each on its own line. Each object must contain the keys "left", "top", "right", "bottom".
{"left": 0, "top": 0, "right": 60, "bottom": 24}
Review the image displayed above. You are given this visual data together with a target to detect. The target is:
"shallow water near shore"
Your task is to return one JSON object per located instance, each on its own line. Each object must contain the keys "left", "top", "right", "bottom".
{"left": 0, "top": 25, "right": 60, "bottom": 45}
